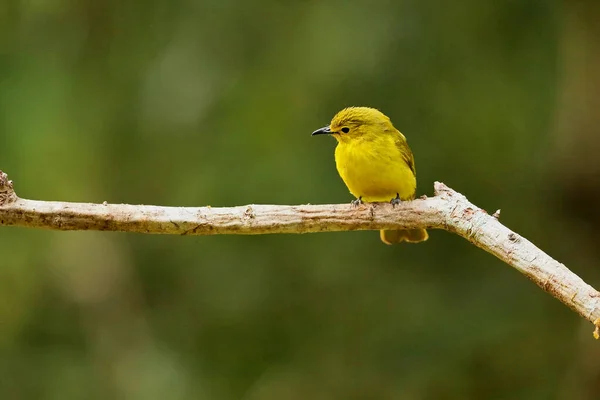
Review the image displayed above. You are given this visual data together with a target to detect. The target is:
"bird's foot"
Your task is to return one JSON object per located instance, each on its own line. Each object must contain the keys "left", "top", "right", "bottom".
{"left": 390, "top": 193, "right": 401, "bottom": 207}
{"left": 351, "top": 197, "right": 363, "bottom": 207}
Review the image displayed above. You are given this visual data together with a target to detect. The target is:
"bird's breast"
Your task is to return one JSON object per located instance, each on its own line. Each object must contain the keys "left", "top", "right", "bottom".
{"left": 334, "top": 139, "right": 416, "bottom": 202}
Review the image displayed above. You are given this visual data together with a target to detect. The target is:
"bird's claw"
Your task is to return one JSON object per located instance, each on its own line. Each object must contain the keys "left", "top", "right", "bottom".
{"left": 351, "top": 197, "right": 363, "bottom": 207}
{"left": 390, "top": 193, "right": 401, "bottom": 207}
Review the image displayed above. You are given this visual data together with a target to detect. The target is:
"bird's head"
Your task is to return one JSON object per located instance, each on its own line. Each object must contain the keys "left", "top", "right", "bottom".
{"left": 311, "top": 107, "right": 394, "bottom": 143}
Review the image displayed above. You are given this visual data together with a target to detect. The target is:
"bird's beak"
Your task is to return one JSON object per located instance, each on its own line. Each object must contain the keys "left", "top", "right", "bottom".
{"left": 311, "top": 126, "right": 332, "bottom": 136}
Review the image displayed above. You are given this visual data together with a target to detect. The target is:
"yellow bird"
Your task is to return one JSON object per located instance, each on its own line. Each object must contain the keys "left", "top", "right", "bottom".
{"left": 312, "top": 106, "right": 428, "bottom": 244}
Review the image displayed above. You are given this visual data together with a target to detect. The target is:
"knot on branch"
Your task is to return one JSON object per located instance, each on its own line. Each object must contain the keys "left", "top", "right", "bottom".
{"left": 433, "top": 181, "right": 466, "bottom": 202}
{"left": 0, "top": 170, "right": 17, "bottom": 206}
{"left": 434, "top": 182, "right": 473, "bottom": 207}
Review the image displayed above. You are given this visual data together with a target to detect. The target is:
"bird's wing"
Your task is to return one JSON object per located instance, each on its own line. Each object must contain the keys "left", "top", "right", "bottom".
{"left": 394, "top": 132, "right": 416, "bottom": 176}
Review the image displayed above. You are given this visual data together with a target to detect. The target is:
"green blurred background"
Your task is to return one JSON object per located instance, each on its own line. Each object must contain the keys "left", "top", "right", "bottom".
{"left": 1, "top": 0, "right": 600, "bottom": 398}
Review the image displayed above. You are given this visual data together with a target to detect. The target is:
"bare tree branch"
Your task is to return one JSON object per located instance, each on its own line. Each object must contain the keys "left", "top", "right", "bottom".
{"left": 1, "top": 169, "right": 599, "bottom": 337}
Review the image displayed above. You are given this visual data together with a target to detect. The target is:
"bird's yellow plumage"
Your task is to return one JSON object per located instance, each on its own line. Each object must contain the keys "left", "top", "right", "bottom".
{"left": 312, "top": 107, "right": 428, "bottom": 244}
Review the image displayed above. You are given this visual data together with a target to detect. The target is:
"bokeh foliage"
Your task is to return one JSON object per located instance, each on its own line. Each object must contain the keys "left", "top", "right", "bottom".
{"left": 1, "top": 0, "right": 599, "bottom": 398}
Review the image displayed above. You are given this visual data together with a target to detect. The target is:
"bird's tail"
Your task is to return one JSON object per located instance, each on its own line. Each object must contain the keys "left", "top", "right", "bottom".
{"left": 380, "top": 229, "right": 428, "bottom": 244}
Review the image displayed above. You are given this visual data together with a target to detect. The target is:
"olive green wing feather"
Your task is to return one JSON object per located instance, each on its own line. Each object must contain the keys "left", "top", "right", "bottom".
{"left": 394, "top": 131, "right": 416, "bottom": 176}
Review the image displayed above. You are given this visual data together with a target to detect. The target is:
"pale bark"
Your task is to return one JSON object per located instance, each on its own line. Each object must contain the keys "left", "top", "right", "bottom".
{"left": 1, "top": 170, "right": 599, "bottom": 336}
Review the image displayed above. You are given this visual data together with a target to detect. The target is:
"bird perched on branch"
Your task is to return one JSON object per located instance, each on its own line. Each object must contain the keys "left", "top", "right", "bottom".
{"left": 312, "top": 106, "right": 428, "bottom": 244}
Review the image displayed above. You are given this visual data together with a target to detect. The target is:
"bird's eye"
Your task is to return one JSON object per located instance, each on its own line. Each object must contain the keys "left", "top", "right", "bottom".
{"left": 341, "top": 127, "right": 350, "bottom": 133}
